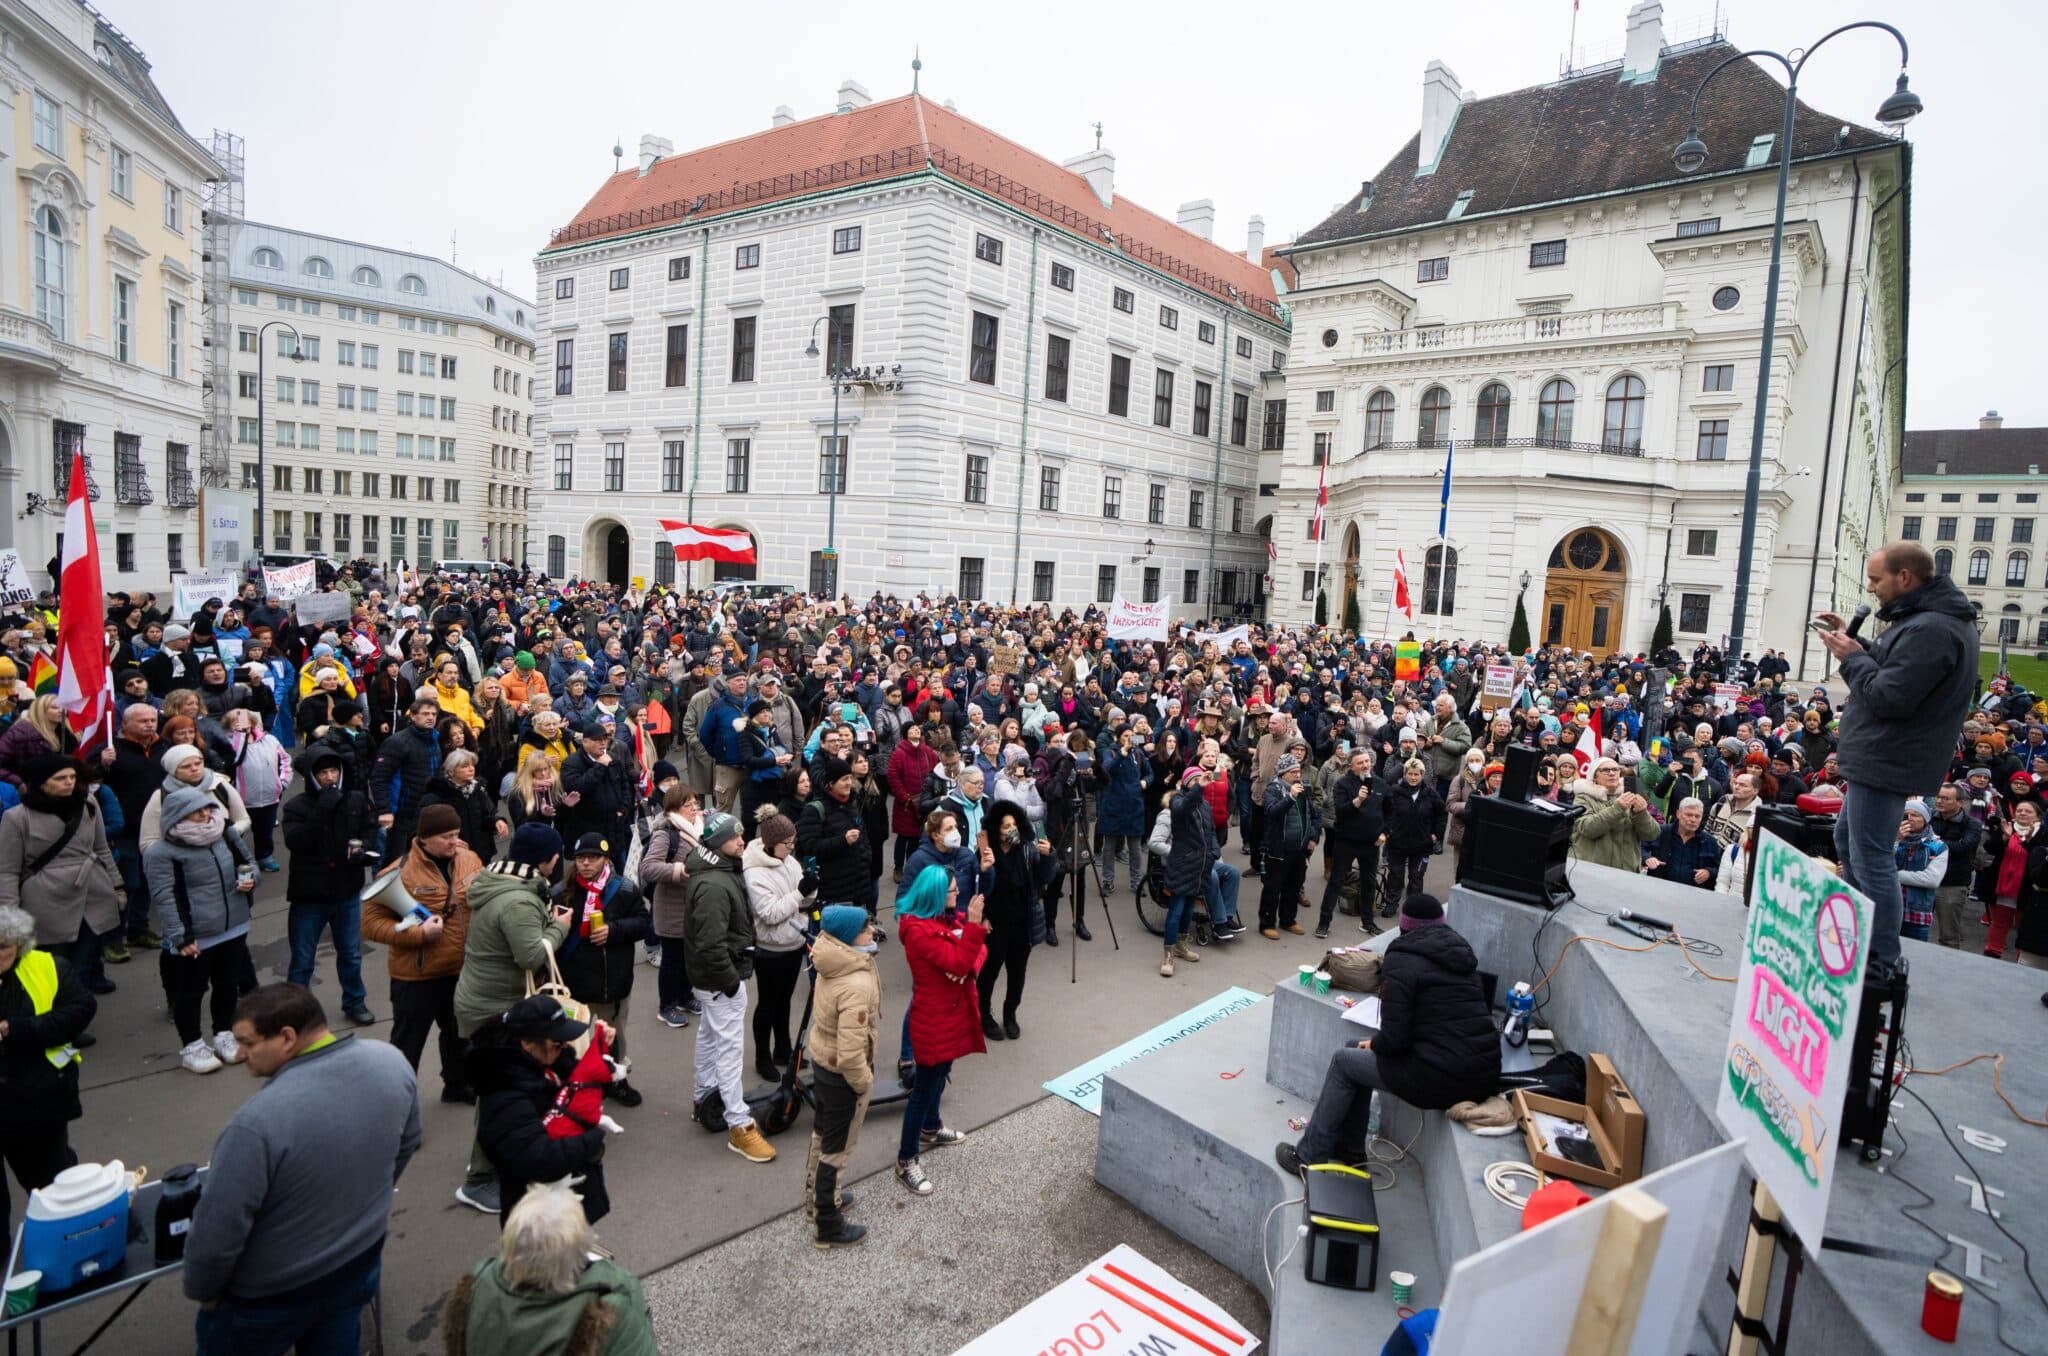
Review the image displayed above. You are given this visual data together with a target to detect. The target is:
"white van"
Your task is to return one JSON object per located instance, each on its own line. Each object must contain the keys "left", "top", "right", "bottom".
{"left": 434, "top": 559, "right": 500, "bottom": 577}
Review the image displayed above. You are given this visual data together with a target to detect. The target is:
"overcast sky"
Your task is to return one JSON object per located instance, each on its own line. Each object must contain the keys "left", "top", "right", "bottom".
{"left": 119, "top": 0, "right": 2038, "bottom": 430}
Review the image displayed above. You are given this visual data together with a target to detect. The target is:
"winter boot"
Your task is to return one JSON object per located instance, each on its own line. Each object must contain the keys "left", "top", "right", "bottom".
{"left": 1160, "top": 946, "right": 1175, "bottom": 978}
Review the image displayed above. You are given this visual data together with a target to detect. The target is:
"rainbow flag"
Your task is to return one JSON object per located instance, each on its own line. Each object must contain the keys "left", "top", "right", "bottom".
{"left": 1394, "top": 640, "right": 1420, "bottom": 682}
{"left": 28, "top": 652, "right": 58, "bottom": 696}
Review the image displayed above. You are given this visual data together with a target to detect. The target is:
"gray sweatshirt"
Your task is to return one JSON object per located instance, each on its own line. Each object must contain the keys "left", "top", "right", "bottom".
{"left": 181, "top": 1034, "right": 422, "bottom": 1302}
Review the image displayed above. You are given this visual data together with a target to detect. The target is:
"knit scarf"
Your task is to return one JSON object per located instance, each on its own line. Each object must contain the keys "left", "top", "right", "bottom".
{"left": 577, "top": 864, "right": 611, "bottom": 936}
{"left": 1996, "top": 825, "right": 2035, "bottom": 902}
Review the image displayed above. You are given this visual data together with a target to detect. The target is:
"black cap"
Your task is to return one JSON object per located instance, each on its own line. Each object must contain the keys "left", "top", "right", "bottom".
{"left": 581, "top": 719, "right": 610, "bottom": 740}
{"left": 499, "top": 995, "right": 590, "bottom": 1044}
{"left": 747, "top": 699, "right": 771, "bottom": 718}
{"left": 572, "top": 831, "right": 610, "bottom": 857}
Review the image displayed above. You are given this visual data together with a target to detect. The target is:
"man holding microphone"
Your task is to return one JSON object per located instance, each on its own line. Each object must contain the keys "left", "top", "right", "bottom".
{"left": 1813, "top": 542, "right": 1977, "bottom": 975}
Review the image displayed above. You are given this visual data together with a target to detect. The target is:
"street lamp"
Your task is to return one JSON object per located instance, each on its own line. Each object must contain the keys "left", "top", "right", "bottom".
{"left": 1519, "top": 570, "right": 1532, "bottom": 593}
{"left": 1671, "top": 23, "right": 1920, "bottom": 680}
{"left": 255, "top": 319, "right": 304, "bottom": 564}
{"left": 804, "top": 315, "right": 843, "bottom": 597}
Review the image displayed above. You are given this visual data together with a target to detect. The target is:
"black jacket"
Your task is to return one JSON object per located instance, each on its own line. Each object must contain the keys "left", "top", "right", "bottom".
{"left": 1370, "top": 923, "right": 1501, "bottom": 1109}
{"left": 314, "top": 725, "right": 375, "bottom": 798}
{"left": 1382, "top": 778, "right": 1448, "bottom": 856}
{"left": 0, "top": 950, "right": 94, "bottom": 1133}
{"left": 1835, "top": 575, "right": 1980, "bottom": 794}
{"left": 1930, "top": 810, "right": 1983, "bottom": 890}
{"left": 464, "top": 1043, "right": 608, "bottom": 1227}
{"left": 368, "top": 723, "right": 440, "bottom": 822}
{"left": 796, "top": 791, "right": 868, "bottom": 903}
{"left": 551, "top": 873, "right": 649, "bottom": 1006}
{"left": 419, "top": 776, "right": 499, "bottom": 866}
{"left": 1329, "top": 771, "right": 1386, "bottom": 844}
{"left": 558, "top": 747, "right": 637, "bottom": 852}
{"left": 1162, "top": 782, "right": 1220, "bottom": 900}
{"left": 279, "top": 766, "right": 373, "bottom": 905}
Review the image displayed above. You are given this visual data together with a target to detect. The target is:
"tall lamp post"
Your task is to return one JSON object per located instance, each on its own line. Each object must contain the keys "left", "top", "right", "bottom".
{"left": 254, "top": 319, "right": 304, "bottom": 563}
{"left": 804, "top": 316, "right": 843, "bottom": 598}
{"left": 1671, "top": 24, "right": 1921, "bottom": 679}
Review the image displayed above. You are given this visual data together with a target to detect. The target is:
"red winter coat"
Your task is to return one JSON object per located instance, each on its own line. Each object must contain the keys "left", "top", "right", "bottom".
{"left": 888, "top": 739, "right": 942, "bottom": 836}
{"left": 901, "top": 912, "right": 989, "bottom": 1066}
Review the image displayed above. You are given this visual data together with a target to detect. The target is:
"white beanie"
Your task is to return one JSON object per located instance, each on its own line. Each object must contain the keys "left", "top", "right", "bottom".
{"left": 160, "top": 743, "right": 204, "bottom": 775}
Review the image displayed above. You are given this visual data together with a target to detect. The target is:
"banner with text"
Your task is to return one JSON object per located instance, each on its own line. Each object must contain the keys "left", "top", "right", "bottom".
{"left": 199, "top": 488, "right": 256, "bottom": 574}
{"left": 262, "top": 560, "right": 318, "bottom": 600}
{"left": 1044, "top": 986, "right": 1265, "bottom": 1115}
{"left": 293, "top": 590, "right": 354, "bottom": 626}
{"left": 954, "top": 1244, "right": 1258, "bottom": 1356}
{"left": 172, "top": 572, "right": 240, "bottom": 618}
{"left": 1105, "top": 596, "right": 1170, "bottom": 641}
{"left": 1184, "top": 623, "right": 1252, "bottom": 651}
{"left": 0, "top": 549, "right": 34, "bottom": 607}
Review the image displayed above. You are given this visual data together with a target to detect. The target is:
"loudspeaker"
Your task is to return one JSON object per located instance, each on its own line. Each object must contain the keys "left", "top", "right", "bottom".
{"left": 1500, "top": 744, "right": 1540, "bottom": 803}
{"left": 1459, "top": 794, "right": 1582, "bottom": 908}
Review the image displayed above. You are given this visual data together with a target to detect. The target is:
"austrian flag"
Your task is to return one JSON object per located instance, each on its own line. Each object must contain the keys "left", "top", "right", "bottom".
{"left": 659, "top": 521, "right": 757, "bottom": 565}
{"left": 55, "top": 449, "right": 114, "bottom": 747}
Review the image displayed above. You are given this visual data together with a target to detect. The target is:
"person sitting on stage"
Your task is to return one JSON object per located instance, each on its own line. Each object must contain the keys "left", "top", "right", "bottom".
{"left": 1275, "top": 892, "right": 1499, "bottom": 1175}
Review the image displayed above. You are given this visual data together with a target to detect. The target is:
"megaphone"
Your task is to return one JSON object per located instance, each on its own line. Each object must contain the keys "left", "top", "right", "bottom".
{"left": 360, "top": 870, "right": 431, "bottom": 931}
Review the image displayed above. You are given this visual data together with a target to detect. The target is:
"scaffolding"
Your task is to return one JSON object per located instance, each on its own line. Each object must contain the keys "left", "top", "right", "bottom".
{"left": 198, "top": 130, "right": 244, "bottom": 488}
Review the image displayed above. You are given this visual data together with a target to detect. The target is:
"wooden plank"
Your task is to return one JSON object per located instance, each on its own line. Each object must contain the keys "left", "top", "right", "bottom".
{"left": 1566, "top": 1188, "right": 1668, "bottom": 1356}
{"left": 1726, "top": 1182, "right": 1781, "bottom": 1356}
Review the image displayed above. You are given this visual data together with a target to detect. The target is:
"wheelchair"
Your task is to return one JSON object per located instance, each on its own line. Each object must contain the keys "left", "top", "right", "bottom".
{"left": 1131, "top": 854, "right": 1214, "bottom": 947}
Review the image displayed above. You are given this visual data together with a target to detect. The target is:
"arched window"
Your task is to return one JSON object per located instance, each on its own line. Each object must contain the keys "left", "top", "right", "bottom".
{"left": 1602, "top": 375, "right": 1645, "bottom": 451}
{"left": 399, "top": 273, "right": 426, "bottom": 294}
{"left": 2007, "top": 552, "right": 2029, "bottom": 587}
{"left": 1537, "top": 378, "right": 1575, "bottom": 447}
{"left": 32, "top": 206, "right": 66, "bottom": 340}
{"left": 1417, "top": 386, "right": 1451, "bottom": 448}
{"left": 304, "top": 256, "right": 333, "bottom": 278}
{"left": 251, "top": 246, "right": 281, "bottom": 268}
{"left": 353, "top": 265, "right": 381, "bottom": 286}
{"left": 1474, "top": 382, "right": 1511, "bottom": 446}
{"left": 1421, "top": 544, "right": 1457, "bottom": 615}
{"left": 513, "top": 309, "right": 526, "bottom": 327}
{"left": 1364, "top": 389, "right": 1394, "bottom": 450}
{"left": 1968, "top": 550, "right": 1990, "bottom": 586}
{"left": 484, "top": 296, "right": 496, "bottom": 314}
{"left": 1934, "top": 547, "right": 1953, "bottom": 577}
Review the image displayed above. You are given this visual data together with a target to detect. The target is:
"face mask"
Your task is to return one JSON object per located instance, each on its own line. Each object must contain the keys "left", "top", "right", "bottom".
{"left": 940, "top": 829, "right": 962, "bottom": 851}
{"left": 1001, "top": 825, "right": 1022, "bottom": 847}
{"left": 857, "top": 941, "right": 881, "bottom": 955}
{"left": 169, "top": 815, "right": 225, "bottom": 846}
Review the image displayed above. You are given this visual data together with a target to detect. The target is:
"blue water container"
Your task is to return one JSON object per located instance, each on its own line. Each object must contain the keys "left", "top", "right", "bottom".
{"left": 21, "top": 1161, "right": 131, "bottom": 1291}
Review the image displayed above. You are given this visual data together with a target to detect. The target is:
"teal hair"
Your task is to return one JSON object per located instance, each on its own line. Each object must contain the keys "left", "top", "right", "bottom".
{"left": 897, "top": 864, "right": 953, "bottom": 921}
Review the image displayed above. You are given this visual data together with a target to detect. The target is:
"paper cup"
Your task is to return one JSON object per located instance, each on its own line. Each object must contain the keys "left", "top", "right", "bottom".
{"left": 4, "top": 1269, "right": 40, "bottom": 1317}
{"left": 1389, "top": 1270, "right": 1415, "bottom": 1305}
{"left": 1298, "top": 964, "right": 1317, "bottom": 988}
{"left": 1313, "top": 969, "right": 1332, "bottom": 996}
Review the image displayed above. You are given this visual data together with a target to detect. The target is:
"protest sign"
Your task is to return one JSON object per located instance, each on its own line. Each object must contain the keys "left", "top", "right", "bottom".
{"left": 1394, "top": 639, "right": 1421, "bottom": 682}
{"left": 1715, "top": 830, "right": 1874, "bottom": 1247}
{"left": 1186, "top": 623, "right": 1251, "bottom": 650}
{"left": 954, "top": 1244, "right": 1258, "bottom": 1356}
{"left": 172, "top": 572, "right": 239, "bottom": 618}
{"left": 989, "top": 644, "right": 1023, "bottom": 675}
{"left": 1480, "top": 664, "right": 1516, "bottom": 710}
{"left": 1104, "top": 595, "right": 1170, "bottom": 642}
{"left": 1712, "top": 681, "right": 1743, "bottom": 714}
{"left": 0, "top": 549, "right": 35, "bottom": 607}
{"left": 293, "top": 590, "right": 353, "bottom": 626}
{"left": 199, "top": 488, "right": 255, "bottom": 573}
{"left": 262, "top": 560, "right": 318, "bottom": 600}
{"left": 1044, "top": 986, "right": 1265, "bottom": 1115}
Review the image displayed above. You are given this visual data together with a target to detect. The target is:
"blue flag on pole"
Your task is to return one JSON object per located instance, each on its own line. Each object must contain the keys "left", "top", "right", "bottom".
{"left": 1437, "top": 438, "right": 1455, "bottom": 538}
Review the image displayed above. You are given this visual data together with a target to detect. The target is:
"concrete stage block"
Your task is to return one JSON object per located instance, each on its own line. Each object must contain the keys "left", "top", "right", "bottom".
{"left": 1266, "top": 976, "right": 1362, "bottom": 1102}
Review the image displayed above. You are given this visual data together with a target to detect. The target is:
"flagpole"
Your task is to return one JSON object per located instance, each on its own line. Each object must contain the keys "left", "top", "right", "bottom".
{"left": 1309, "top": 451, "right": 1330, "bottom": 629}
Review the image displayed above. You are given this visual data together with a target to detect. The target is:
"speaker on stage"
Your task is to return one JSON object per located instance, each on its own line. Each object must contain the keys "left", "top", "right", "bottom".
{"left": 1458, "top": 794, "right": 1582, "bottom": 909}
{"left": 1500, "top": 744, "right": 1540, "bottom": 803}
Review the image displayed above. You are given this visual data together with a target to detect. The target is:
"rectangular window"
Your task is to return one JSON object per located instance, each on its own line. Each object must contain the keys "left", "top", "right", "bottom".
{"left": 1974, "top": 517, "right": 1996, "bottom": 542}
{"left": 1108, "top": 354, "right": 1131, "bottom": 416}
{"left": 1314, "top": 390, "right": 1336, "bottom": 413}
{"left": 968, "top": 311, "right": 999, "bottom": 385}
{"left": 441, "top": 355, "right": 456, "bottom": 380}
{"left": 1236, "top": 336, "right": 1253, "bottom": 359}
{"left": 826, "top": 303, "right": 855, "bottom": 374}
{"left": 360, "top": 344, "right": 377, "bottom": 368}
{"left": 302, "top": 424, "right": 322, "bottom": 450}
{"left": 276, "top": 375, "right": 297, "bottom": 403}
{"left": 1272, "top": 349, "right": 1286, "bottom": 371}
{"left": 555, "top": 277, "right": 574, "bottom": 299}
{"left": 958, "top": 557, "right": 985, "bottom": 600}
{"left": 1102, "top": 474, "right": 1122, "bottom": 519}
{"left": 1044, "top": 334, "right": 1070, "bottom": 402}
{"left": 2014, "top": 518, "right": 2035, "bottom": 544}
{"left": 1038, "top": 466, "right": 1061, "bottom": 512}
{"left": 1112, "top": 287, "right": 1134, "bottom": 314}
{"left": 1097, "top": 565, "right": 1117, "bottom": 603}
{"left": 734, "top": 243, "right": 760, "bottom": 270}
{"left": 1940, "top": 493, "right": 1960, "bottom": 503}
{"left": 1153, "top": 369, "right": 1174, "bottom": 428}
{"left": 241, "top": 462, "right": 259, "bottom": 488}
{"left": 974, "top": 233, "right": 1004, "bottom": 265}
{"left": 1188, "top": 489, "right": 1205, "bottom": 529}
{"left": 546, "top": 535, "right": 566, "bottom": 576}
{"left": 397, "top": 393, "right": 415, "bottom": 418}
{"left": 731, "top": 317, "right": 756, "bottom": 382}
{"left": 1302, "top": 570, "right": 1319, "bottom": 602}
{"left": 608, "top": 267, "right": 630, "bottom": 291}
{"left": 1142, "top": 566, "right": 1161, "bottom": 603}
{"left": 34, "top": 91, "right": 64, "bottom": 154}
{"left": 336, "top": 429, "right": 356, "bottom": 455}
{"left": 604, "top": 441, "right": 625, "bottom": 492}
{"left": 1676, "top": 217, "right": 1721, "bottom": 238}
{"left": 1529, "top": 239, "right": 1566, "bottom": 267}
{"left": 1262, "top": 399, "right": 1287, "bottom": 451}
{"left": 237, "top": 373, "right": 258, "bottom": 399}
{"left": 271, "top": 511, "right": 292, "bottom": 551}
{"left": 303, "top": 468, "right": 323, "bottom": 496}
{"left": 336, "top": 384, "right": 356, "bottom": 410}
{"left": 832, "top": 225, "right": 862, "bottom": 255}
{"left": 1051, "top": 262, "right": 1075, "bottom": 291}
{"left": 113, "top": 433, "right": 144, "bottom": 503}
{"left": 1703, "top": 364, "right": 1735, "bottom": 392}
{"left": 1184, "top": 569, "right": 1201, "bottom": 604}
{"left": 1159, "top": 305, "right": 1178, "bottom": 331}
{"left": 1899, "top": 515, "right": 1922, "bottom": 541}
{"left": 661, "top": 324, "right": 688, "bottom": 387}
{"left": 163, "top": 184, "right": 181, "bottom": 232}
{"left": 1679, "top": 593, "right": 1711, "bottom": 633}
{"left": 303, "top": 300, "right": 321, "bottom": 318}
{"left": 275, "top": 421, "right": 296, "bottom": 449}
{"left": 1978, "top": 493, "right": 2000, "bottom": 503}
{"left": 1197, "top": 320, "right": 1216, "bottom": 345}
{"left": 238, "top": 328, "right": 257, "bottom": 354}
{"left": 359, "top": 430, "right": 377, "bottom": 455}
{"left": 273, "top": 464, "right": 293, "bottom": 492}
{"left": 236, "top": 417, "right": 258, "bottom": 444}
{"left": 1417, "top": 256, "right": 1449, "bottom": 282}
{"left": 113, "top": 532, "right": 134, "bottom": 572}
{"left": 1193, "top": 381, "right": 1213, "bottom": 437}
{"left": 652, "top": 542, "right": 674, "bottom": 585}
{"left": 1686, "top": 528, "right": 1719, "bottom": 555}
{"left": 110, "top": 146, "right": 133, "bottom": 200}
{"left": 1032, "top": 561, "right": 1055, "bottom": 603}
{"left": 299, "top": 379, "right": 319, "bottom": 405}
{"left": 1148, "top": 483, "right": 1166, "bottom": 525}
{"left": 359, "top": 388, "right": 378, "bottom": 413}
{"left": 334, "top": 471, "right": 350, "bottom": 497}
{"left": 114, "top": 278, "right": 134, "bottom": 363}
{"left": 391, "top": 474, "right": 406, "bottom": 500}
{"left": 1313, "top": 431, "right": 1332, "bottom": 466}
{"left": 964, "top": 453, "right": 988, "bottom": 504}
{"left": 819, "top": 436, "right": 849, "bottom": 494}
{"left": 725, "top": 438, "right": 751, "bottom": 493}
{"left": 553, "top": 442, "right": 573, "bottom": 491}
{"left": 554, "top": 339, "right": 574, "bottom": 394}
{"left": 440, "top": 439, "right": 454, "bottom": 462}
{"left": 166, "top": 532, "right": 183, "bottom": 571}
{"left": 667, "top": 256, "right": 690, "bottom": 282}
{"left": 1231, "top": 393, "right": 1250, "bottom": 447}
{"left": 1232, "top": 497, "right": 1244, "bottom": 534}
{"left": 1696, "top": 419, "right": 1729, "bottom": 461}
{"left": 607, "top": 332, "right": 628, "bottom": 391}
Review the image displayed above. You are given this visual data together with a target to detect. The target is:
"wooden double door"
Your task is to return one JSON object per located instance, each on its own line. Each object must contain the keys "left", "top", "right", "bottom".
{"left": 1542, "top": 529, "right": 1627, "bottom": 657}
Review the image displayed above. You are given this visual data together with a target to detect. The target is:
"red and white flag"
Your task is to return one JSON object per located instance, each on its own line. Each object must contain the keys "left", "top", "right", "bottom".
{"left": 1310, "top": 456, "right": 1329, "bottom": 542}
{"left": 55, "top": 450, "right": 114, "bottom": 749}
{"left": 658, "top": 521, "right": 756, "bottom": 565}
{"left": 1392, "top": 549, "right": 1414, "bottom": 619}
{"left": 1264, "top": 538, "right": 1278, "bottom": 562}
{"left": 1572, "top": 707, "right": 1604, "bottom": 772}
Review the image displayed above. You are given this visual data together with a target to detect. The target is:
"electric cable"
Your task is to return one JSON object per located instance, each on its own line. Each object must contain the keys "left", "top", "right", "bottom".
{"left": 1894, "top": 1081, "right": 2048, "bottom": 1317}
{"left": 1483, "top": 1160, "right": 1545, "bottom": 1212}
{"left": 1260, "top": 1193, "right": 1306, "bottom": 1296}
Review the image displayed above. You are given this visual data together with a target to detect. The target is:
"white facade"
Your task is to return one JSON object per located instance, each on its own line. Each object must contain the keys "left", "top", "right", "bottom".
{"left": 1894, "top": 419, "right": 2048, "bottom": 658}
{"left": 225, "top": 223, "right": 535, "bottom": 571}
{"left": 0, "top": 0, "right": 217, "bottom": 592}
{"left": 528, "top": 96, "right": 1287, "bottom": 608}
{"left": 1268, "top": 17, "right": 1908, "bottom": 679}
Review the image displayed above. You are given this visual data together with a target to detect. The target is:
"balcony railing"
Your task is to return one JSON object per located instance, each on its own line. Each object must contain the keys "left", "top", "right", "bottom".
{"left": 166, "top": 472, "right": 198, "bottom": 508}
{"left": 1358, "top": 302, "right": 1680, "bottom": 356}
{"left": 1357, "top": 435, "right": 1645, "bottom": 460}
{"left": 115, "top": 464, "right": 153, "bottom": 505}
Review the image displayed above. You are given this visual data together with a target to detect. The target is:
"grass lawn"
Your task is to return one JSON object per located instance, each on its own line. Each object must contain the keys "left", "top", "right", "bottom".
{"left": 1980, "top": 649, "right": 2048, "bottom": 695}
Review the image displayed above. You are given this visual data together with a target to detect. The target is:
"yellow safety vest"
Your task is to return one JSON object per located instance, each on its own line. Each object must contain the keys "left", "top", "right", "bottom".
{"left": 14, "top": 949, "right": 80, "bottom": 1069}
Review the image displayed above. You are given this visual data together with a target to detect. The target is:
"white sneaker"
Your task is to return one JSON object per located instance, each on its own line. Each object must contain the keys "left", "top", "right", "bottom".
{"left": 181, "top": 1040, "right": 222, "bottom": 1074}
{"left": 212, "top": 1031, "right": 245, "bottom": 1065}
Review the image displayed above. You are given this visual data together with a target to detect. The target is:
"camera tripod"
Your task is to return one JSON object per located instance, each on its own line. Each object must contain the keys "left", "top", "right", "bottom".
{"left": 1060, "top": 788, "right": 1120, "bottom": 983}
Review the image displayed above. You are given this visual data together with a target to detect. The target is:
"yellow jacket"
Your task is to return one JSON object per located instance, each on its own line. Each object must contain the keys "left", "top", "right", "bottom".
{"left": 434, "top": 677, "right": 485, "bottom": 733}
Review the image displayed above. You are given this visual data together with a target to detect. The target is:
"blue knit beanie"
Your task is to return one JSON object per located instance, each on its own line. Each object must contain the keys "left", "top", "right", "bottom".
{"left": 509, "top": 822, "right": 563, "bottom": 866}
{"left": 819, "top": 905, "right": 868, "bottom": 944}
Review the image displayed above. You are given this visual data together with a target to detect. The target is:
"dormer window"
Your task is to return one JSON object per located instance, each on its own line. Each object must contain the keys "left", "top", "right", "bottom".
{"left": 354, "top": 265, "right": 381, "bottom": 286}
{"left": 399, "top": 274, "right": 426, "bottom": 294}
{"left": 1445, "top": 189, "right": 1474, "bottom": 221}
{"left": 304, "top": 257, "right": 333, "bottom": 278}
{"left": 252, "top": 247, "right": 282, "bottom": 269}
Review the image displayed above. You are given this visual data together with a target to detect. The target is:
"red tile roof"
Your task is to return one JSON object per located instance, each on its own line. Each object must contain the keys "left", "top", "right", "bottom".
{"left": 1261, "top": 244, "right": 1298, "bottom": 292}
{"left": 547, "top": 94, "right": 1282, "bottom": 320}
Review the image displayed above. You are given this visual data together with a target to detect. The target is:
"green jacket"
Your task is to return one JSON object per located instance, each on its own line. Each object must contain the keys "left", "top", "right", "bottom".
{"left": 1568, "top": 785, "right": 1659, "bottom": 873}
{"left": 452, "top": 861, "right": 568, "bottom": 1037}
{"left": 445, "top": 1255, "right": 658, "bottom": 1356}
{"left": 683, "top": 847, "right": 755, "bottom": 994}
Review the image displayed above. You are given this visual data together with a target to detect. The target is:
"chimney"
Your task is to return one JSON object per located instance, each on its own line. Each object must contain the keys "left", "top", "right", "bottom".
{"left": 1622, "top": 1, "right": 1666, "bottom": 81}
{"left": 637, "top": 134, "right": 673, "bottom": 178}
{"left": 1063, "top": 147, "right": 1116, "bottom": 210}
{"left": 1418, "top": 60, "right": 1465, "bottom": 176}
{"left": 835, "top": 80, "right": 871, "bottom": 113}
{"left": 1246, "top": 214, "right": 1266, "bottom": 264}
{"left": 771, "top": 105, "right": 796, "bottom": 128}
{"left": 1981, "top": 409, "right": 2004, "bottom": 430}
{"left": 1177, "top": 199, "right": 1216, "bottom": 241}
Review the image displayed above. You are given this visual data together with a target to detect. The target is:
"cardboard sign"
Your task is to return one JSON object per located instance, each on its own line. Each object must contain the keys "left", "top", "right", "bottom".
{"left": 293, "top": 590, "right": 353, "bottom": 626}
{"left": 989, "top": 644, "right": 1023, "bottom": 675}
{"left": 1715, "top": 830, "right": 1874, "bottom": 1247}
{"left": 0, "top": 549, "right": 36, "bottom": 607}
{"left": 1394, "top": 639, "right": 1421, "bottom": 682}
{"left": 172, "top": 572, "right": 240, "bottom": 619}
{"left": 1044, "top": 987, "right": 1265, "bottom": 1115}
{"left": 1104, "top": 595, "right": 1170, "bottom": 641}
{"left": 1712, "top": 682, "right": 1743, "bottom": 714}
{"left": 262, "top": 560, "right": 318, "bottom": 600}
{"left": 200, "top": 488, "right": 256, "bottom": 573}
{"left": 954, "top": 1244, "right": 1258, "bottom": 1356}
{"left": 1480, "top": 664, "right": 1516, "bottom": 710}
